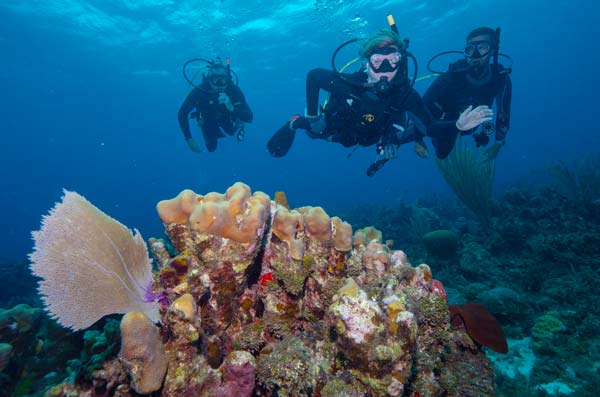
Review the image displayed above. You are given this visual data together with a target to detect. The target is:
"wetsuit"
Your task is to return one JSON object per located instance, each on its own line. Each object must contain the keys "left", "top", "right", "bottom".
{"left": 423, "top": 60, "right": 512, "bottom": 157}
{"left": 178, "top": 80, "right": 253, "bottom": 152}
{"left": 304, "top": 68, "right": 458, "bottom": 155}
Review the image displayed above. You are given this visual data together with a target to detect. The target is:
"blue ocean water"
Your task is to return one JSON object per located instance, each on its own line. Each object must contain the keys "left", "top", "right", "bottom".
{"left": 0, "top": 0, "right": 598, "bottom": 258}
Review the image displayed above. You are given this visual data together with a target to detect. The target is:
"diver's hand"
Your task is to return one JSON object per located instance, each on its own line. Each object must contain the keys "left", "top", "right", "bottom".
{"left": 456, "top": 105, "right": 493, "bottom": 131}
{"left": 186, "top": 138, "right": 202, "bottom": 153}
{"left": 377, "top": 143, "right": 398, "bottom": 160}
{"left": 218, "top": 93, "right": 234, "bottom": 112}
{"left": 414, "top": 139, "right": 429, "bottom": 158}
{"left": 483, "top": 142, "right": 503, "bottom": 161}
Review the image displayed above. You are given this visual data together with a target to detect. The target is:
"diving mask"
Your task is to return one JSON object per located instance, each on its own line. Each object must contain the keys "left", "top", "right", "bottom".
{"left": 369, "top": 46, "right": 401, "bottom": 72}
{"left": 209, "top": 73, "right": 228, "bottom": 90}
{"left": 465, "top": 40, "right": 491, "bottom": 58}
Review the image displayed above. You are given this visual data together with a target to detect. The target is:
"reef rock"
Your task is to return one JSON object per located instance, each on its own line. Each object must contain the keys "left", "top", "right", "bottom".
{"left": 52, "top": 182, "right": 496, "bottom": 397}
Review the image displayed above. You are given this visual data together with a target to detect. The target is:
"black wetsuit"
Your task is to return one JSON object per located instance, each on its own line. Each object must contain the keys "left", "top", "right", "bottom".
{"left": 178, "top": 80, "right": 253, "bottom": 152}
{"left": 304, "top": 68, "right": 458, "bottom": 154}
{"left": 423, "top": 60, "right": 512, "bottom": 157}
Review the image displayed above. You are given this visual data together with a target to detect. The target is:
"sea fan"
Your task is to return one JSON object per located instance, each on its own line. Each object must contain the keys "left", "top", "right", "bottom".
{"left": 29, "top": 190, "right": 159, "bottom": 330}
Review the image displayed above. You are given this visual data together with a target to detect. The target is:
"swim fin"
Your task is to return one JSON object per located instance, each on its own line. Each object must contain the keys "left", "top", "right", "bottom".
{"left": 267, "top": 118, "right": 297, "bottom": 157}
{"left": 366, "top": 158, "right": 389, "bottom": 177}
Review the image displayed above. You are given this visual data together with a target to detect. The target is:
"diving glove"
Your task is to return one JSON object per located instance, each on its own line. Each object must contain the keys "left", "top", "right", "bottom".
{"left": 236, "top": 128, "right": 245, "bottom": 141}
{"left": 376, "top": 143, "right": 398, "bottom": 160}
{"left": 414, "top": 138, "right": 429, "bottom": 158}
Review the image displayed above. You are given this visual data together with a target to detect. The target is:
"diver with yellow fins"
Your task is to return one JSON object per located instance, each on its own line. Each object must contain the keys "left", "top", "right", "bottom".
{"left": 267, "top": 15, "right": 493, "bottom": 176}
{"left": 178, "top": 57, "right": 253, "bottom": 153}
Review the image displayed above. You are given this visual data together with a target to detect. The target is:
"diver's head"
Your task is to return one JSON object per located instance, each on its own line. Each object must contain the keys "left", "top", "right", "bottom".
{"left": 465, "top": 27, "right": 496, "bottom": 70}
{"left": 207, "top": 64, "right": 229, "bottom": 92}
{"left": 360, "top": 29, "right": 405, "bottom": 86}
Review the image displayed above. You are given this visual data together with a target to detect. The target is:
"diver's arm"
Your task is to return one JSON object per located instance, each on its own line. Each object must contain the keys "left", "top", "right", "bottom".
{"left": 495, "top": 75, "right": 512, "bottom": 142}
{"left": 306, "top": 68, "right": 336, "bottom": 116}
{"left": 230, "top": 87, "right": 253, "bottom": 123}
{"left": 422, "top": 73, "right": 453, "bottom": 119}
{"left": 402, "top": 88, "right": 456, "bottom": 138}
{"left": 178, "top": 89, "right": 199, "bottom": 140}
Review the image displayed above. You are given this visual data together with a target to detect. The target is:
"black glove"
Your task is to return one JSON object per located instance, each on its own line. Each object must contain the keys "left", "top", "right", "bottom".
{"left": 474, "top": 132, "right": 490, "bottom": 147}
{"left": 376, "top": 143, "right": 398, "bottom": 160}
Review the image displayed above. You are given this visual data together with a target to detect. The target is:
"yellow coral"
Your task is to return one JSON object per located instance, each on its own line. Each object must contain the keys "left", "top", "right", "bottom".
{"left": 337, "top": 278, "right": 360, "bottom": 298}
{"left": 169, "top": 293, "right": 196, "bottom": 322}
{"left": 274, "top": 191, "right": 290, "bottom": 209}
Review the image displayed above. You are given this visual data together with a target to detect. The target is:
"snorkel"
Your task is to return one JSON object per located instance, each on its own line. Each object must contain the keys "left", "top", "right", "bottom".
{"left": 492, "top": 27, "right": 500, "bottom": 76}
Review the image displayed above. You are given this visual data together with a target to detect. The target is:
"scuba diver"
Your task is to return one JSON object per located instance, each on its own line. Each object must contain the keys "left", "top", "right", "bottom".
{"left": 267, "top": 19, "right": 493, "bottom": 176}
{"left": 415, "top": 26, "right": 513, "bottom": 160}
{"left": 178, "top": 58, "right": 253, "bottom": 153}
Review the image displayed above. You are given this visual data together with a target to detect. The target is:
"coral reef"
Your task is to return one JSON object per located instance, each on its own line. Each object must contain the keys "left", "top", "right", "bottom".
{"left": 42, "top": 182, "right": 495, "bottom": 396}
{"left": 0, "top": 304, "right": 82, "bottom": 397}
{"left": 66, "top": 318, "right": 121, "bottom": 383}
{"left": 342, "top": 170, "right": 600, "bottom": 396}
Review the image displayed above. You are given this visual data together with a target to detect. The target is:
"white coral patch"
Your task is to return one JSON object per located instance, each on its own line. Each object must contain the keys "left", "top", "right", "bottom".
{"left": 333, "top": 290, "right": 382, "bottom": 344}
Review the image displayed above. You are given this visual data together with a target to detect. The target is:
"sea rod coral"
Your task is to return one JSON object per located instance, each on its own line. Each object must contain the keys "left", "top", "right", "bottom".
{"left": 36, "top": 182, "right": 496, "bottom": 397}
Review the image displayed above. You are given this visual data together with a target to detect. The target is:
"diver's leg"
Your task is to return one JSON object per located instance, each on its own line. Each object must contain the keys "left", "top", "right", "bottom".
{"left": 432, "top": 130, "right": 458, "bottom": 159}
{"left": 292, "top": 116, "right": 330, "bottom": 140}
{"left": 201, "top": 123, "right": 219, "bottom": 152}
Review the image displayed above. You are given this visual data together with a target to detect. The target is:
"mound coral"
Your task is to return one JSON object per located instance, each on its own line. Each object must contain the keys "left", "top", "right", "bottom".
{"left": 119, "top": 311, "right": 167, "bottom": 394}
{"left": 423, "top": 229, "right": 459, "bottom": 258}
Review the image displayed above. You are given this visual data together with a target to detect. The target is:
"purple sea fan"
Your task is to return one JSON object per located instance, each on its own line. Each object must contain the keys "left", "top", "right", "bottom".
{"left": 29, "top": 190, "right": 160, "bottom": 331}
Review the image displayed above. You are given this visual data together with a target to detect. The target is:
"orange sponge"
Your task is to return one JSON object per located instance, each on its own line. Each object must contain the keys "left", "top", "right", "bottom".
{"left": 156, "top": 189, "right": 200, "bottom": 224}
{"left": 272, "top": 207, "right": 304, "bottom": 260}
{"left": 157, "top": 182, "right": 270, "bottom": 244}
{"left": 332, "top": 216, "right": 352, "bottom": 252}
{"left": 300, "top": 206, "right": 332, "bottom": 242}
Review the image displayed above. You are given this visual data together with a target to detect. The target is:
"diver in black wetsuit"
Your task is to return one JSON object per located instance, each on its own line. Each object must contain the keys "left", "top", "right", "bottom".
{"left": 267, "top": 28, "right": 493, "bottom": 173}
{"left": 415, "top": 27, "right": 512, "bottom": 160}
{"left": 178, "top": 62, "right": 253, "bottom": 153}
